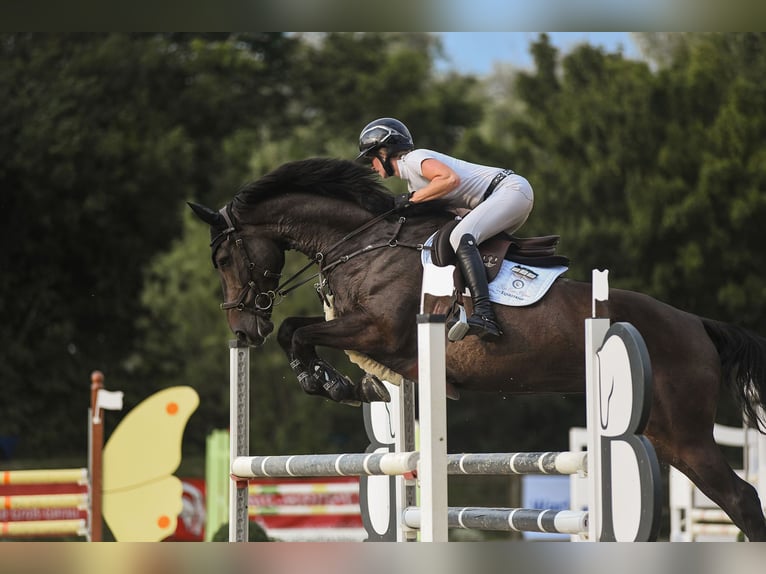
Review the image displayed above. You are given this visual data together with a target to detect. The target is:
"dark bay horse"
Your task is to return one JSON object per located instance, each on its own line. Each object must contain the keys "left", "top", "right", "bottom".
{"left": 189, "top": 157, "right": 766, "bottom": 540}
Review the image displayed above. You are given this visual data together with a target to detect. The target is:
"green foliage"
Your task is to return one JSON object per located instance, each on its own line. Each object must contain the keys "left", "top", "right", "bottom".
{"left": 497, "top": 33, "right": 766, "bottom": 335}
{"left": 1, "top": 34, "right": 196, "bottom": 456}
{"left": 0, "top": 32, "right": 307, "bottom": 457}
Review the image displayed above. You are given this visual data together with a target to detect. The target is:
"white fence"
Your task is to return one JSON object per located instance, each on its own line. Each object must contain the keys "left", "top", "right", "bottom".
{"left": 669, "top": 423, "right": 765, "bottom": 541}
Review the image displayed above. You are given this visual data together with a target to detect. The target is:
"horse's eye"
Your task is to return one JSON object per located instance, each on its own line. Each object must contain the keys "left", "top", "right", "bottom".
{"left": 217, "top": 255, "right": 231, "bottom": 268}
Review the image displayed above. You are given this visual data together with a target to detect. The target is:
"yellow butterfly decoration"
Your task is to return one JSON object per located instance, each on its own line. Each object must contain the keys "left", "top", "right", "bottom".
{"left": 102, "top": 386, "right": 199, "bottom": 541}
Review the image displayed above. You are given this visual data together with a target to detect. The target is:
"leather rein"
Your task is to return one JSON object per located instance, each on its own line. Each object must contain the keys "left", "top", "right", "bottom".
{"left": 210, "top": 203, "right": 425, "bottom": 315}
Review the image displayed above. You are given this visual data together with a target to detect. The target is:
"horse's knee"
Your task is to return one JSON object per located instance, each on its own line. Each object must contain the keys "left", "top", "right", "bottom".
{"left": 278, "top": 316, "right": 326, "bottom": 355}
{"left": 277, "top": 321, "right": 297, "bottom": 351}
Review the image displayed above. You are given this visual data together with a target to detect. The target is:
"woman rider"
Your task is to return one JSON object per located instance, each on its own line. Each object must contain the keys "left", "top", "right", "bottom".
{"left": 356, "top": 117, "right": 534, "bottom": 340}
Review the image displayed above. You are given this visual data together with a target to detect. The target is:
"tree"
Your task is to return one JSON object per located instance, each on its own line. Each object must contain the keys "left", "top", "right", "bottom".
{"left": 0, "top": 33, "right": 304, "bottom": 456}
{"left": 640, "top": 33, "right": 766, "bottom": 328}
{"left": 0, "top": 34, "right": 194, "bottom": 455}
{"left": 484, "top": 33, "right": 766, "bottom": 333}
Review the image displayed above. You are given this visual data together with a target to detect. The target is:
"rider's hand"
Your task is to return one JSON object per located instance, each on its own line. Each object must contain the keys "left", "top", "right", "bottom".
{"left": 394, "top": 192, "right": 413, "bottom": 210}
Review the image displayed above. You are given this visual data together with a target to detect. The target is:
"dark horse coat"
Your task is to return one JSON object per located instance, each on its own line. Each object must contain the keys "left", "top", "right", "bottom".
{"left": 190, "top": 157, "right": 766, "bottom": 540}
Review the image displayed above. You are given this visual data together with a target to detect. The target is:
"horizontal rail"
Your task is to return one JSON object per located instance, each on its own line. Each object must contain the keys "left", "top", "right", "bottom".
{"left": 3, "top": 493, "right": 88, "bottom": 510}
{"left": 249, "top": 482, "right": 359, "bottom": 495}
{"left": 448, "top": 452, "right": 587, "bottom": 475}
{"left": 690, "top": 523, "right": 743, "bottom": 537}
{"left": 232, "top": 452, "right": 419, "bottom": 478}
{"left": 234, "top": 451, "right": 588, "bottom": 479}
{"left": 1, "top": 469, "right": 88, "bottom": 486}
{"left": 249, "top": 504, "right": 360, "bottom": 516}
{"left": 263, "top": 527, "right": 368, "bottom": 542}
{"left": 689, "top": 508, "right": 732, "bottom": 523}
{"left": 403, "top": 507, "right": 589, "bottom": 535}
{"left": 1, "top": 518, "right": 87, "bottom": 537}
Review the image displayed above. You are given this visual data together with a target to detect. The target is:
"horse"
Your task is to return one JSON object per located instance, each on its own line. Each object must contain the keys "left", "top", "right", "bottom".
{"left": 189, "top": 156, "right": 766, "bottom": 541}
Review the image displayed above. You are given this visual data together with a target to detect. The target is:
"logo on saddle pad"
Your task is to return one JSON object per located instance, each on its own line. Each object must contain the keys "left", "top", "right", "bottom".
{"left": 482, "top": 254, "right": 500, "bottom": 268}
{"left": 511, "top": 265, "right": 539, "bottom": 281}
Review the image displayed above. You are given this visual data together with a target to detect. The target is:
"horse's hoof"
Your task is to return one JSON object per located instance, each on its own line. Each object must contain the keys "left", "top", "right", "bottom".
{"left": 446, "top": 382, "right": 461, "bottom": 400}
{"left": 358, "top": 373, "right": 391, "bottom": 403}
{"left": 310, "top": 360, "right": 358, "bottom": 403}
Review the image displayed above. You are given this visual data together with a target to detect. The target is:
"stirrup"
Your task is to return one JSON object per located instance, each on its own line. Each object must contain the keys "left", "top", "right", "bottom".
{"left": 447, "top": 306, "right": 470, "bottom": 342}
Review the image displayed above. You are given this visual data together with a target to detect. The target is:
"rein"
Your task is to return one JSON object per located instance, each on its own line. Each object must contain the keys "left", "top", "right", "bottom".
{"left": 215, "top": 204, "right": 426, "bottom": 314}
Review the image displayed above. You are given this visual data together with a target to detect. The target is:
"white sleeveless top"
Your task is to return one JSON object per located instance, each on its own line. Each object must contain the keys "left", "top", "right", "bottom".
{"left": 396, "top": 149, "right": 505, "bottom": 209}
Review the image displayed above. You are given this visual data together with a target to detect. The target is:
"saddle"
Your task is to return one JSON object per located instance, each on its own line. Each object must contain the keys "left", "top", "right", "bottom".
{"left": 430, "top": 219, "right": 570, "bottom": 282}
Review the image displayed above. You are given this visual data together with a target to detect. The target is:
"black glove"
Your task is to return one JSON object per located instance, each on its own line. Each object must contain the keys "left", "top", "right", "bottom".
{"left": 394, "top": 192, "right": 413, "bottom": 210}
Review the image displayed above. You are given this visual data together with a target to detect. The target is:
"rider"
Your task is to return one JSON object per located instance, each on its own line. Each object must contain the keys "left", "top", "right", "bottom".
{"left": 356, "top": 117, "right": 534, "bottom": 340}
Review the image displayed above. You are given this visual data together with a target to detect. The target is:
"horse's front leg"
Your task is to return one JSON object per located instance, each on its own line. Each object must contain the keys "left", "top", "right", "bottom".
{"left": 276, "top": 316, "right": 335, "bottom": 398}
{"left": 277, "top": 314, "right": 390, "bottom": 405}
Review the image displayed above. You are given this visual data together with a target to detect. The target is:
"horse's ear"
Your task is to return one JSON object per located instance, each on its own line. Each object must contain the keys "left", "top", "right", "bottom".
{"left": 187, "top": 202, "right": 225, "bottom": 227}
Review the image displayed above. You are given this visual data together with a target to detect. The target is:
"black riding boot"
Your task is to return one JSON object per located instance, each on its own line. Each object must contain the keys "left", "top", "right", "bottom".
{"left": 456, "top": 234, "right": 503, "bottom": 339}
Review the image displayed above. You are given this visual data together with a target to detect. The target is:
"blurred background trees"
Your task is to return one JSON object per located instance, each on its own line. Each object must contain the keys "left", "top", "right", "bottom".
{"left": 1, "top": 33, "right": 764, "bottom": 473}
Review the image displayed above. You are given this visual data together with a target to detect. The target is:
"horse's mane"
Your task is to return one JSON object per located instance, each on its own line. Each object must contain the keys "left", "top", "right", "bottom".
{"left": 233, "top": 157, "right": 397, "bottom": 216}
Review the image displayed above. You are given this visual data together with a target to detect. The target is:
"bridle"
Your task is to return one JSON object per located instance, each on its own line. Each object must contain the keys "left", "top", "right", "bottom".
{"left": 210, "top": 205, "right": 283, "bottom": 314}
{"left": 210, "top": 202, "right": 427, "bottom": 315}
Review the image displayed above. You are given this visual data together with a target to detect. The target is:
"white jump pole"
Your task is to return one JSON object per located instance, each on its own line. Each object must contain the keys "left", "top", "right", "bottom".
{"left": 232, "top": 452, "right": 420, "bottom": 478}
{"left": 416, "top": 313, "right": 449, "bottom": 542}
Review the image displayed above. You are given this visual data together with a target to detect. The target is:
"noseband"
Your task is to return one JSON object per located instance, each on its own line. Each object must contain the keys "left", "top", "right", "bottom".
{"left": 211, "top": 205, "right": 283, "bottom": 314}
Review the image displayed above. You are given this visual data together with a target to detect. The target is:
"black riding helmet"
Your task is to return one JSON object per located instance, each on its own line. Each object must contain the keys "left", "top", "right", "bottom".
{"left": 356, "top": 118, "right": 414, "bottom": 176}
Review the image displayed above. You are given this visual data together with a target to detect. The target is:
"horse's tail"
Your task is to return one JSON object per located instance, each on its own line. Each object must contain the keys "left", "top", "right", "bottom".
{"left": 702, "top": 318, "right": 766, "bottom": 432}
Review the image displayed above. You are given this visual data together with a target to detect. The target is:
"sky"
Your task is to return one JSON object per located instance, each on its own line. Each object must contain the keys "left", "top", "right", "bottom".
{"left": 437, "top": 32, "right": 640, "bottom": 75}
